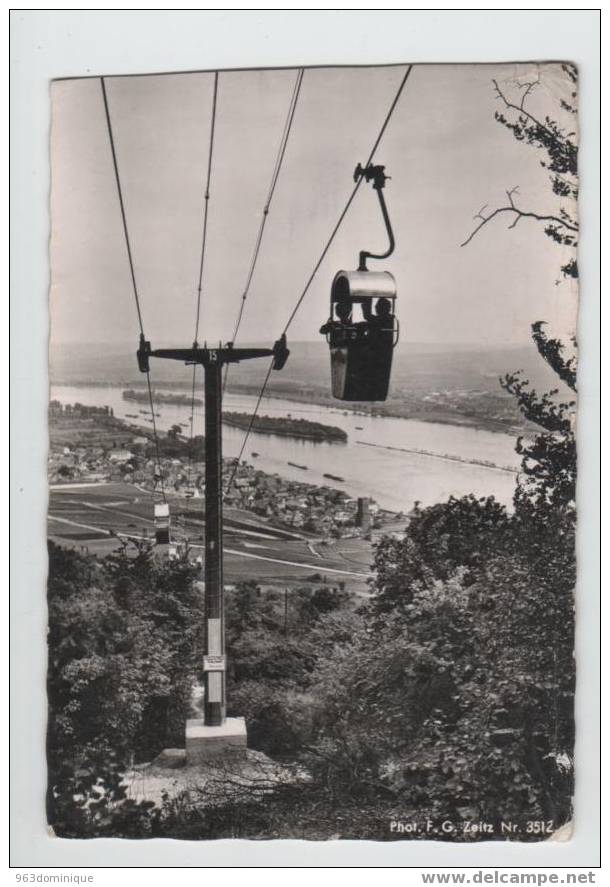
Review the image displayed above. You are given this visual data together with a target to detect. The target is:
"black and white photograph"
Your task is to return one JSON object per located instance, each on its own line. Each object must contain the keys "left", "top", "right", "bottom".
{"left": 41, "top": 55, "right": 584, "bottom": 844}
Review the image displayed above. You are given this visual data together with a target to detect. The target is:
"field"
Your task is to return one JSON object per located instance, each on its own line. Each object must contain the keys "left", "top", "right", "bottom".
{"left": 49, "top": 415, "right": 144, "bottom": 449}
{"left": 48, "top": 481, "right": 379, "bottom": 594}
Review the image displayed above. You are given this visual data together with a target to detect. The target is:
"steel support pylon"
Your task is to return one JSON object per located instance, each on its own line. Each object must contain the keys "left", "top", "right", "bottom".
{"left": 136, "top": 334, "right": 289, "bottom": 731}
{"left": 202, "top": 359, "right": 225, "bottom": 725}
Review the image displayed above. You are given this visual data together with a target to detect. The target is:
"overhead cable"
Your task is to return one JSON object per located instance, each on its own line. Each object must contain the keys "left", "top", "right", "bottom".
{"left": 193, "top": 71, "right": 219, "bottom": 345}
{"left": 100, "top": 76, "right": 166, "bottom": 501}
{"left": 223, "top": 67, "right": 304, "bottom": 394}
{"left": 187, "top": 72, "right": 219, "bottom": 496}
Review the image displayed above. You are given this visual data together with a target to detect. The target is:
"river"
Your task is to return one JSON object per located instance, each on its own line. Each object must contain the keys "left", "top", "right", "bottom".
{"left": 50, "top": 385, "right": 522, "bottom": 512}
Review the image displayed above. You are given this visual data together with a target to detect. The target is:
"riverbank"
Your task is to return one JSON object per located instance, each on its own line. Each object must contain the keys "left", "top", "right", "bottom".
{"left": 226, "top": 383, "right": 528, "bottom": 437}
{"left": 50, "top": 383, "right": 521, "bottom": 511}
{"left": 356, "top": 440, "right": 518, "bottom": 474}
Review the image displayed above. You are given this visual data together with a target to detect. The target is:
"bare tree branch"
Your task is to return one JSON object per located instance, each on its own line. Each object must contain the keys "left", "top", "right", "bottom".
{"left": 512, "top": 75, "right": 541, "bottom": 110}
{"left": 492, "top": 79, "right": 570, "bottom": 148}
{"left": 461, "top": 188, "right": 578, "bottom": 247}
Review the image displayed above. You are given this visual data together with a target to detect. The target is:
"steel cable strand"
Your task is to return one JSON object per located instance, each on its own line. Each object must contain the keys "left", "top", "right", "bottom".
{"left": 223, "top": 68, "right": 304, "bottom": 395}
{"left": 187, "top": 72, "right": 219, "bottom": 500}
{"left": 193, "top": 71, "right": 219, "bottom": 346}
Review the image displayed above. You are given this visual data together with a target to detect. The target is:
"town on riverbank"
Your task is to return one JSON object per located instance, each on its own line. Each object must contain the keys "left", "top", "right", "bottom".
{"left": 48, "top": 402, "right": 395, "bottom": 545}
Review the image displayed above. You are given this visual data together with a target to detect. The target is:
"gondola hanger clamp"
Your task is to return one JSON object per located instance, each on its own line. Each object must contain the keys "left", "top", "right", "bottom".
{"left": 353, "top": 163, "right": 394, "bottom": 271}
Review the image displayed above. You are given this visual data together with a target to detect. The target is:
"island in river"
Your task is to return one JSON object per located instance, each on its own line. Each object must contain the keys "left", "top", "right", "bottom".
{"left": 122, "top": 391, "right": 347, "bottom": 442}
{"left": 123, "top": 389, "right": 202, "bottom": 407}
{"left": 221, "top": 411, "right": 347, "bottom": 443}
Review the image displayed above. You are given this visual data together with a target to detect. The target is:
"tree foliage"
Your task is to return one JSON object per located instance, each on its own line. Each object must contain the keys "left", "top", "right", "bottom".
{"left": 304, "top": 483, "right": 574, "bottom": 828}
{"left": 500, "top": 323, "right": 576, "bottom": 515}
{"left": 46, "top": 542, "right": 204, "bottom": 833}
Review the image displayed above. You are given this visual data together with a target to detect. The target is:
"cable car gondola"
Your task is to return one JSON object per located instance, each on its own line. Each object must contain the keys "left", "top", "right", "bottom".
{"left": 321, "top": 163, "right": 399, "bottom": 402}
{"left": 154, "top": 501, "right": 171, "bottom": 545}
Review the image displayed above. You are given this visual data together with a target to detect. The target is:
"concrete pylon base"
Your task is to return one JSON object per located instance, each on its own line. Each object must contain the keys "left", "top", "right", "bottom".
{"left": 185, "top": 717, "right": 247, "bottom": 765}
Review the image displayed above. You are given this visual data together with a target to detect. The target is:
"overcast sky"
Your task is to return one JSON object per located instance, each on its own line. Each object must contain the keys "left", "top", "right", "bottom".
{"left": 50, "top": 62, "right": 578, "bottom": 348}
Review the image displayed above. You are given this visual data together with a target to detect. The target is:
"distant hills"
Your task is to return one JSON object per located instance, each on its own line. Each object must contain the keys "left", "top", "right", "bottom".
{"left": 50, "top": 339, "right": 562, "bottom": 392}
{"left": 49, "top": 340, "right": 570, "bottom": 434}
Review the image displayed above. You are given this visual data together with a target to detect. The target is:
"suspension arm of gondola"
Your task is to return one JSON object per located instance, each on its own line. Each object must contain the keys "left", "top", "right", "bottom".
{"left": 354, "top": 162, "right": 395, "bottom": 271}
